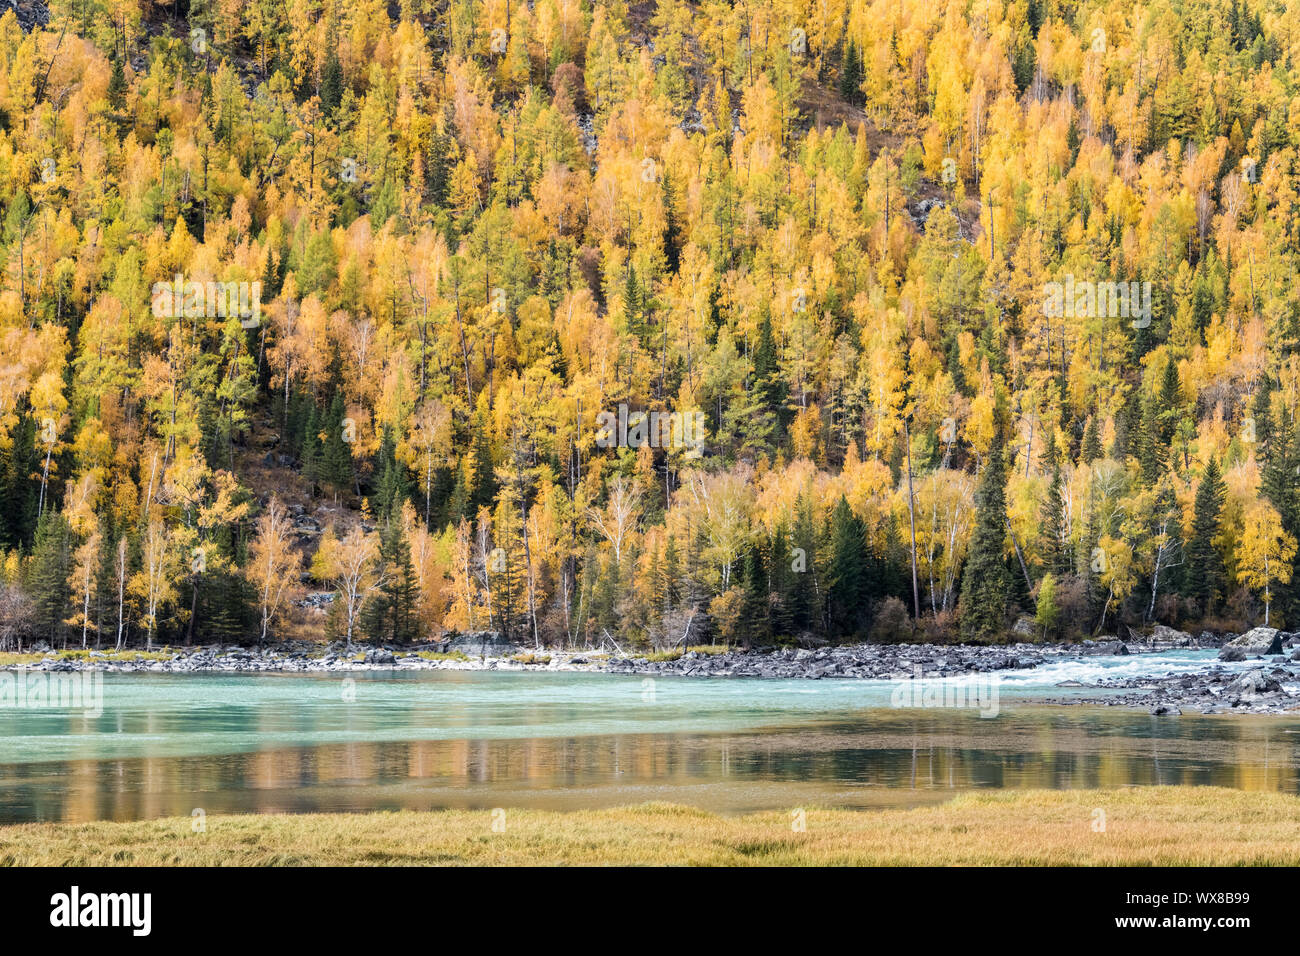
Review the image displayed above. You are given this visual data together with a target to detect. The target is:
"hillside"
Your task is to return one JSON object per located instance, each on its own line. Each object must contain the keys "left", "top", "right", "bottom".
{"left": 0, "top": 0, "right": 1297, "bottom": 653}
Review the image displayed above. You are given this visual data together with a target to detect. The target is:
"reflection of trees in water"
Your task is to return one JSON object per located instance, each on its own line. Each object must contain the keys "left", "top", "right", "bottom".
{"left": 3, "top": 710, "right": 1298, "bottom": 824}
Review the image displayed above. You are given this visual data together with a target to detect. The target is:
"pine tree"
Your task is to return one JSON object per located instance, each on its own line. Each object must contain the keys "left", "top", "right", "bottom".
{"left": 751, "top": 311, "right": 787, "bottom": 425}
{"left": 1080, "top": 415, "right": 1102, "bottom": 465}
{"left": 740, "top": 542, "right": 770, "bottom": 648}
{"left": 426, "top": 128, "right": 451, "bottom": 207}
{"left": 0, "top": 413, "right": 39, "bottom": 549}
{"left": 1038, "top": 432, "right": 1068, "bottom": 576}
{"left": 321, "top": 392, "right": 354, "bottom": 499}
{"left": 1137, "top": 393, "right": 1166, "bottom": 483}
{"left": 469, "top": 418, "right": 496, "bottom": 513}
{"left": 1159, "top": 356, "right": 1183, "bottom": 445}
{"left": 789, "top": 494, "right": 818, "bottom": 633}
{"left": 960, "top": 438, "right": 1011, "bottom": 642}
{"left": 621, "top": 264, "right": 643, "bottom": 338}
{"left": 107, "top": 55, "right": 127, "bottom": 112}
{"left": 1251, "top": 376, "right": 1275, "bottom": 454}
{"left": 448, "top": 460, "right": 471, "bottom": 524}
{"left": 27, "top": 510, "right": 72, "bottom": 647}
{"left": 1186, "top": 458, "right": 1227, "bottom": 614}
{"left": 839, "top": 40, "right": 863, "bottom": 106}
{"left": 827, "top": 496, "right": 868, "bottom": 638}
{"left": 768, "top": 520, "right": 794, "bottom": 639}
{"left": 320, "top": 48, "right": 344, "bottom": 115}
{"left": 372, "top": 428, "right": 410, "bottom": 522}
{"left": 381, "top": 521, "right": 420, "bottom": 644}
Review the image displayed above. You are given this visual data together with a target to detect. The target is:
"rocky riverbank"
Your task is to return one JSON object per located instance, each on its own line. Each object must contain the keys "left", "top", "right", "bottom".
{"left": 1040, "top": 626, "right": 1300, "bottom": 715}
{"left": 1, "top": 631, "right": 1194, "bottom": 677}
{"left": 6, "top": 626, "right": 1300, "bottom": 715}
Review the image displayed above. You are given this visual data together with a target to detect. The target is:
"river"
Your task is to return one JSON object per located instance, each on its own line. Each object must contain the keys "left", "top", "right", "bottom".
{"left": 1, "top": 650, "right": 1297, "bottom": 823}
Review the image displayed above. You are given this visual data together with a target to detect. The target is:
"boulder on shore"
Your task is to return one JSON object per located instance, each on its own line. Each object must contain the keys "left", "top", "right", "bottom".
{"left": 1219, "top": 627, "right": 1281, "bottom": 660}
{"left": 1224, "top": 669, "right": 1284, "bottom": 697}
{"left": 1080, "top": 639, "right": 1128, "bottom": 655}
{"left": 1149, "top": 624, "right": 1192, "bottom": 646}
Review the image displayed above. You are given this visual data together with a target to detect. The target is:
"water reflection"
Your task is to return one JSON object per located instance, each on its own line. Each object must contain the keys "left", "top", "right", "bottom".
{"left": 3, "top": 709, "right": 1298, "bottom": 824}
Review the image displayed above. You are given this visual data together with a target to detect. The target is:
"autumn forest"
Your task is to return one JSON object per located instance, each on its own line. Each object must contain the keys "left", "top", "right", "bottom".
{"left": 0, "top": 0, "right": 1298, "bottom": 653}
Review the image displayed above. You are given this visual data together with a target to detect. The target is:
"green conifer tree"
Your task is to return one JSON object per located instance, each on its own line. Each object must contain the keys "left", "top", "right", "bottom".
{"left": 1186, "top": 458, "right": 1227, "bottom": 614}
{"left": 959, "top": 437, "right": 1011, "bottom": 642}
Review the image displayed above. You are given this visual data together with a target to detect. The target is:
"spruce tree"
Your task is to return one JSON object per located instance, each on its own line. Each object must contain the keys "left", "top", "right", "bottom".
{"left": 469, "top": 419, "right": 496, "bottom": 513}
{"left": 959, "top": 437, "right": 1011, "bottom": 642}
{"left": 27, "top": 511, "right": 72, "bottom": 647}
{"left": 321, "top": 392, "right": 354, "bottom": 499}
{"left": 839, "top": 40, "right": 863, "bottom": 106}
{"left": 1186, "top": 458, "right": 1227, "bottom": 614}
{"left": 448, "top": 460, "right": 471, "bottom": 524}
{"left": 1251, "top": 376, "right": 1275, "bottom": 454}
{"left": 381, "top": 521, "right": 420, "bottom": 644}
{"left": 107, "top": 55, "right": 127, "bottom": 111}
{"left": 1080, "top": 415, "right": 1102, "bottom": 465}
{"left": 768, "top": 521, "right": 794, "bottom": 639}
{"left": 1038, "top": 432, "right": 1068, "bottom": 577}
{"left": 320, "top": 48, "right": 344, "bottom": 115}
{"left": 372, "top": 428, "right": 410, "bottom": 522}
{"left": 1137, "top": 393, "right": 1165, "bottom": 483}
{"left": 827, "top": 496, "right": 868, "bottom": 639}
{"left": 1158, "top": 357, "right": 1183, "bottom": 444}
{"left": 740, "top": 542, "right": 770, "bottom": 648}
{"left": 752, "top": 312, "right": 787, "bottom": 423}
{"left": 0, "top": 413, "right": 39, "bottom": 548}
{"left": 789, "top": 495, "right": 818, "bottom": 634}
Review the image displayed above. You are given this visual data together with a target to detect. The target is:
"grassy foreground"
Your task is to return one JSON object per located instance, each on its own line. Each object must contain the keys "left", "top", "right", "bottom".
{"left": 3, "top": 787, "right": 1299, "bottom": 866}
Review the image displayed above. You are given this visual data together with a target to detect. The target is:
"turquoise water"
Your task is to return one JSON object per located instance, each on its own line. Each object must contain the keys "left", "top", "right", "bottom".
{"left": 0, "top": 652, "right": 1297, "bottom": 823}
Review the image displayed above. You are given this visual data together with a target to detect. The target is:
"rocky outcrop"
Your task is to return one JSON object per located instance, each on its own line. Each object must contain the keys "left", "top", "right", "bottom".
{"left": 1011, "top": 617, "right": 1037, "bottom": 639}
{"left": 1219, "top": 627, "right": 1282, "bottom": 660}
{"left": 3, "top": 1, "right": 48, "bottom": 32}
{"left": 1148, "top": 624, "right": 1193, "bottom": 646}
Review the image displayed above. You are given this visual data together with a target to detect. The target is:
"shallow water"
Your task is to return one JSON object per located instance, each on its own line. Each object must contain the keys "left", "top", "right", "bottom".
{"left": 0, "top": 652, "right": 1296, "bottom": 823}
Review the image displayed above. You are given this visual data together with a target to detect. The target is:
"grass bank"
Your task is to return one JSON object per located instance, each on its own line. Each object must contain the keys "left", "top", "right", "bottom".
{"left": 2, "top": 787, "right": 1297, "bottom": 866}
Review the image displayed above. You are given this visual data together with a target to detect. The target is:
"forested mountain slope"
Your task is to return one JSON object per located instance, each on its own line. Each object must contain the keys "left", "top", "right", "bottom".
{"left": 0, "top": 0, "right": 1297, "bottom": 650}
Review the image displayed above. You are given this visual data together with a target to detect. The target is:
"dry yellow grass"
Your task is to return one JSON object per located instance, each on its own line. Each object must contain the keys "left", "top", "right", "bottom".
{"left": 2, "top": 787, "right": 1298, "bottom": 866}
